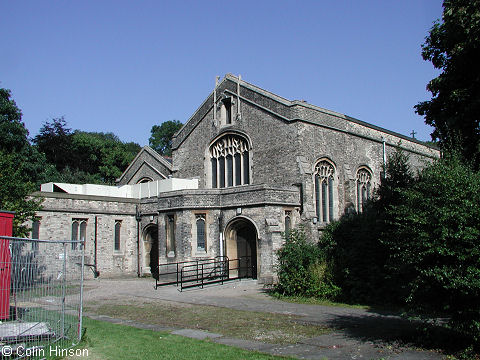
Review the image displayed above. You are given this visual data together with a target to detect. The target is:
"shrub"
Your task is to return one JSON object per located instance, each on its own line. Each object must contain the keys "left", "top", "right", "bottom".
{"left": 275, "top": 228, "right": 339, "bottom": 298}
{"left": 385, "top": 155, "right": 480, "bottom": 347}
{"left": 318, "top": 148, "right": 416, "bottom": 305}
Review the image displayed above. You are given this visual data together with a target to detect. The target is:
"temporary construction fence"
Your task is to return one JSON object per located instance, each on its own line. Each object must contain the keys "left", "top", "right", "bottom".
{"left": 0, "top": 235, "right": 84, "bottom": 359}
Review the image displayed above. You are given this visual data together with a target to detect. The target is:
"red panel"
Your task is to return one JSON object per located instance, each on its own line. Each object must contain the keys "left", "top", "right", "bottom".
{"left": 0, "top": 211, "right": 14, "bottom": 320}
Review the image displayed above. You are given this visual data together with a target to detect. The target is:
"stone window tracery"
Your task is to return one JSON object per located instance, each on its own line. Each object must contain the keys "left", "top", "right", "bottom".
{"left": 72, "top": 219, "right": 87, "bottom": 250}
{"left": 356, "top": 167, "right": 372, "bottom": 213}
{"left": 314, "top": 160, "right": 335, "bottom": 223}
{"left": 210, "top": 134, "right": 251, "bottom": 188}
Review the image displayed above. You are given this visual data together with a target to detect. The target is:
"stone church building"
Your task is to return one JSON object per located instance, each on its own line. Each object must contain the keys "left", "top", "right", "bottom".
{"left": 33, "top": 74, "right": 440, "bottom": 282}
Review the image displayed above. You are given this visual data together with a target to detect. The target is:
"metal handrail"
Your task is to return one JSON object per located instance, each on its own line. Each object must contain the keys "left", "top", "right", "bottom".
{"left": 154, "top": 255, "right": 256, "bottom": 290}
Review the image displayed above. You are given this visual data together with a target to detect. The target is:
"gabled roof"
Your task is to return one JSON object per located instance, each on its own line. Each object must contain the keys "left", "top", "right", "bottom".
{"left": 116, "top": 146, "right": 173, "bottom": 185}
{"left": 172, "top": 74, "right": 438, "bottom": 153}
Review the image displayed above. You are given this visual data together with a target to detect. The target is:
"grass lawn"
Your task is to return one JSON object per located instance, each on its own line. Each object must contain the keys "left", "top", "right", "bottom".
{"left": 267, "top": 293, "right": 370, "bottom": 309}
{"left": 85, "top": 300, "right": 329, "bottom": 344}
{"left": 65, "top": 317, "right": 294, "bottom": 360}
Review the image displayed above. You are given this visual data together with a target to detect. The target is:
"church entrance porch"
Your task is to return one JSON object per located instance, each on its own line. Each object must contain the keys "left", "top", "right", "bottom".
{"left": 224, "top": 217, "right": 257, "bottom": 279}
{"left": 142, "top": 225, "right": 159, "bottom": 277}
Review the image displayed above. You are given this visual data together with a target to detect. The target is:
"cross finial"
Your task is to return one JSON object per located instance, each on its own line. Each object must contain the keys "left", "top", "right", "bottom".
{"left": 410, "top": 130, "right": 417, "bottom": 139}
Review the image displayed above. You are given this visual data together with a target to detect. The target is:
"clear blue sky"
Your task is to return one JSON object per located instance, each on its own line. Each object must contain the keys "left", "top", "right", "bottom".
{"left": 1, "top": 0, "right": 442, "bottom": 146}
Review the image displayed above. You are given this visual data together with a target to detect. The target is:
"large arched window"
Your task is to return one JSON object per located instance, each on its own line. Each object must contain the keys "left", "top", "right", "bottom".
{"left": 314, "top": 159, "right": 335, "bottom": 223}
{"left": 210, "top": 133, "right": 251, "bottom": 188}
{"left": 356, "top": 167, "right": 372, "bottom": 213}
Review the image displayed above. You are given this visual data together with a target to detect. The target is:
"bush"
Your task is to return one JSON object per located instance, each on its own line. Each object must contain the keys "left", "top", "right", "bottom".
{"left": 319, "top": 208, "right": 397, "bottom": 305}
{"left": 275, "top": 228, "right": 339, "bottom": 298}
{"left": 385, "top": 155, "right": 480, "bottom": 347}
{"left": 318, "top": 148, "right": 416, "bottom": 305}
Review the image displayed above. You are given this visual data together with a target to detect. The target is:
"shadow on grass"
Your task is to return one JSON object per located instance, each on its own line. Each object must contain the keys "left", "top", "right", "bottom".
{"left": 323, "top": 311, "right": 470, "bottom": 356}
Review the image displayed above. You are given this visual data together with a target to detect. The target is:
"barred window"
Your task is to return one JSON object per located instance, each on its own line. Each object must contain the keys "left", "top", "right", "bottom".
{"left": 314, "top": 160, "right": 335, "bottom": 223}
{"left": 196, "top": 215, "right": 206, "bottom": 252}
{"left": 210, "top": 134, "right": 251, "bottom": 188}
{"left": 356, "top": 167, "right": 372, "bottom": 213}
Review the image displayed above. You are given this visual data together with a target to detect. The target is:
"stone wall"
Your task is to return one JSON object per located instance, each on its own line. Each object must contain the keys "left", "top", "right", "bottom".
{"left": 171, "top": 75, "right": 440, "bottom": 235}
{"left": 35, "top": 193, "right": 138, "bottom": 278}
{"left": 150, "top": 186, "right": 301, "bottom": 281}
{"left": 117, "top": 146, "right": 172, "bottom": 185}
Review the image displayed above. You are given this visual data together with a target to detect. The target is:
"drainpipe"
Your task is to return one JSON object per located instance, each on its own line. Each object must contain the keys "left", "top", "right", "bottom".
{"left": 382, "top": 137, "right": 387, "bottom": 179}
{"left": 219, "top": 213, "right": 224, "bottom": 258}
{"left": 94, "top": 216, "right": 98, "bottom": 274}
{"left": 214, "top": 76, "right": 219, "bottom": 122}
{"left": 237, "top": 74, "right": 241, "bottom": 119}
{"left": 135, "top": 205, "right": 141, "bottom": 277}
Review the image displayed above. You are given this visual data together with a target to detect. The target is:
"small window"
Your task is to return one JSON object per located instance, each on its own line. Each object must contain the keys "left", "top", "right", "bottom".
{"left": 223, "top": 98, "right": 232, "bottom": 124}
{"left": 166, "top": 215, "right": 175, "bottom": 257}
{"left": 284, "top": 211, "right": 291, "bottom": 234}
{"left": 356, "top": 168, "right": 372, "bottom": 213}
{"left": 72, "top": 219, "right": 87, "bottom": 250}
{"left": 114, "top": 221, "right": 121, "bottom": 251}
{"left": 32, "top": 220, "right": 40, "bottom": 251}
{"left": 196, "top": 215, "right": 206, "bottom": 252}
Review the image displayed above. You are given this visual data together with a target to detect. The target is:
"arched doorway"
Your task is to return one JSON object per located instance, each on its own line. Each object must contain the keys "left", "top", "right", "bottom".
{"left": 143, "top": 225, "right": 158, "bottom": 277}
{"left": 224, "top": 217, "right": 257, "bottom": 279}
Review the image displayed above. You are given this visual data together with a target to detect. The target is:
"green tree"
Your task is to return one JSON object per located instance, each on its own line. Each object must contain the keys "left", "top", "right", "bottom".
{"left": 319, "top": 148, "right": 416, "bottom": 305}
{"left": 0, "top": 88, "right": 43, "bottom": 236}
{"left": 385, "top": 155, "right": 480, "bottom": 347}
{"left": 33, "top": 117, "right": 73, "bottom": 171}
{"left": 34, "top": 119, "right": 141, "bottom": 185}
{"left": 0, "top": 88, "right": 29, "bottom": 152}
{"left": 149, "top": 120, "right": 183, "bottom": 156}
{"left": 0, "top": 150, "right": 42, "bottom": 236}
{"left": 71, "top": 131, "right": 140, "bottom": 184}
{"left": 415, "top": 0, "right": 480, "bottom": 168}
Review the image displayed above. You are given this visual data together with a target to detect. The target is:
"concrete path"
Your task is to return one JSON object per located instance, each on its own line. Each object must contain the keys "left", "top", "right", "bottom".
{"left": 81, "top": 277, "right": 446, "bottom": 359}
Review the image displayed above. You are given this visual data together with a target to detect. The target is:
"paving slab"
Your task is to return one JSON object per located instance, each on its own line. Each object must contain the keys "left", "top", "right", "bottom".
{"left": 171, "top": 328, "right": 223, "bottom": 340}
{"left": 213, "top": 337, "right": 277, "bottom": 352}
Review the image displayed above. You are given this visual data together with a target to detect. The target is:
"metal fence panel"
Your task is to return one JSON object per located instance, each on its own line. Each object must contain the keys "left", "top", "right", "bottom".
{"left": 0, "top": 236, "right": 84, "bottom": 359}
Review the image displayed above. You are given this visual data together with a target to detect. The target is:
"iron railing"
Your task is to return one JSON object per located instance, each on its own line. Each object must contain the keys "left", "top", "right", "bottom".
{"left": 154, "top": 256, "right": 256, "bottom": 291}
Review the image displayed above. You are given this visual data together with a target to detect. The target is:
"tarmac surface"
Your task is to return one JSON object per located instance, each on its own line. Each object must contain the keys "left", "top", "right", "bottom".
{"left": 82, "top": 277, "right": 446, "bottom": 359}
